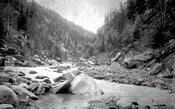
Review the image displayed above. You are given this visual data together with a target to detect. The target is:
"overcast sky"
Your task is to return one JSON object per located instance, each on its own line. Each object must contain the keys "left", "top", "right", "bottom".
{"left": 35, "top": 0, "right": 126, "bottom": 33}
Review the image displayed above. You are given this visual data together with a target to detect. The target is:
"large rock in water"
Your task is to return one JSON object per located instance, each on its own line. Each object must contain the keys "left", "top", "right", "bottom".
{"left": 51, "top": 81, "right": 71, "bottom": 94}
{"left": 70, "top": 74, "right": 104, "bottom": 96}
{"left": 0, "top": 85, "right": 19, "bottom": 107}
{"left": 62, "top": 71, "right": 75, "bottom": 82}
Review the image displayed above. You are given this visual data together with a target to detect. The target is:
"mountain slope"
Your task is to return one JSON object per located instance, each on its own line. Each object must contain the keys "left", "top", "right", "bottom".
{"left": 0, "top": 0, "right": 96, "bottom": 60}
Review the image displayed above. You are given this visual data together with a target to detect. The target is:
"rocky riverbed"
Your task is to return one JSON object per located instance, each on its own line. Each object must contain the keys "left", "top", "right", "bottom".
{"left": 0, "top": 60, "right": 175, "bottom": 109}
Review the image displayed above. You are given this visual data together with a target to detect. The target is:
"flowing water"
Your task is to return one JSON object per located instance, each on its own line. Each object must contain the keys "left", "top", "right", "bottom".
{"left": 36, "top": 94, "right": 91, "bottom": 109}
{"left": 5, "top": 62, "right": 175, "bottom": 109}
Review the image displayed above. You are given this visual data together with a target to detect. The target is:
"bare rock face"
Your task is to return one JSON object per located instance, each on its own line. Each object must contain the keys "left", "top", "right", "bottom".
{"left": 0, "top": 85, "right": 19, "bottom": 107}
{"left": 123, "top": 50, "right": 153, "bottom": 69}
{"left": 149, "top": 63, "right": 163, "bottom": 75}
{"left": 70, "top": 74, "right": 104, "bottom": 96}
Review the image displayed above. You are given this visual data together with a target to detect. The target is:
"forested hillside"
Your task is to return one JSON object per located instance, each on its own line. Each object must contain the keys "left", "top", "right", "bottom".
{"left": 95, "top": 0, "right": 175, "bottom": 55}
{"left": 0, "top": 0, "right": 95, "bottom": 60}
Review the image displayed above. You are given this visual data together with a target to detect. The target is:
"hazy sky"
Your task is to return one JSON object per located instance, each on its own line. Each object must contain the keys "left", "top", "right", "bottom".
{"left": 35, "top": 0, "right": 126, "bottom": 33}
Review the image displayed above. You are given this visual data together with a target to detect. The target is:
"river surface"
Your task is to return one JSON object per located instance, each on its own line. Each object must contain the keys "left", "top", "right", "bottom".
{"left": 36, "top": 94, "right": 91, "bottom": 109}
{"left": 5, "top": 62, "right": 175, "bottom": 109}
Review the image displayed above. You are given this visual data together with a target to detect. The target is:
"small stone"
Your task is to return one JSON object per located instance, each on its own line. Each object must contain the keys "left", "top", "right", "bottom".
{"left": 29, "top": 71, "right": 38, "bottom": 74}
{"left": 18, "top": 71, "right": 25, "bottom": 76}
{"left": 35, "top": 75, "right": 49, "bottom": 79}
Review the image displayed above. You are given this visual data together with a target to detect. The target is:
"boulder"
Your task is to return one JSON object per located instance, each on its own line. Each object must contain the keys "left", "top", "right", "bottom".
{"left": 29, "top": 83, "right": 51, "bottom": 95}
{"left": 62, "top": 71, "right": 76, "bottom": 82}
{"left": 149, "top": 63, "right": 163, "bottom": 75}
{"left": 116, "top": 98, "right": 139, "bottom": 109}
{"left": 111, "top": 52, "right": 122, "bottom": 62}
{"left": 71, "top": 70, "right": 82, "bottom": 76}
{"left": 0, "top": 104, "right": 14, "bottom": 109}
{"left": 43, "top": 78, "right": 51, "bottom": 84}
{"left": 29, "top": 70, "right": 38, "bottom": 74}
{"left": 161, "top": 69, "right": 174, "bottom": 79}
{"left": 18, "top": 83, "right": 29, "bottom": 89}
{"left": 52, "top": 81, "right": 71, "bottom": 94}
{"left": 55, "top": 57, "right": 62, "bottom": 63}
{"left": 14, "top": 55, "right": 24, "bottom": 62}
{"left": 122, "top": 57, "right": 139, "bottom": 69}
{"left": 35, "top": 75, "right": 49, "bottom": 79}
{"left": 14, "top": 61, "right": 24, "bottom": 67}
{"left": 32, "top": 55, "right": 42, "bottom": 64}
{"left": 18, "top": 71, "right": 25, "bottom": 76}
{"left": 0, "top": 76, "right": 13, "bottom": 83}
{"left": 0, "top": 85, "right": 19, "bottom": 107}
{"left": 53, "top": 76, "right": 66, "bottom": 83}
{"left": 15, "top": 76, "right": 31, "bottom": 85}
{"left": 70, "top": 74, "right": 104, "bottom": 96}
{"left": 33, "top": 83, "right": 46, "bottom": 95}
{"left": 23, "top": 61, "right": 36, "bottom": 67}
{"left": 11, "top": 85, "right": 38, "bottom": 100}
{"left": 28, "top": 83, "right": 38, "bottom": 92}
{"left": 0, "top": 57, "right": 5, "bottom": 67}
